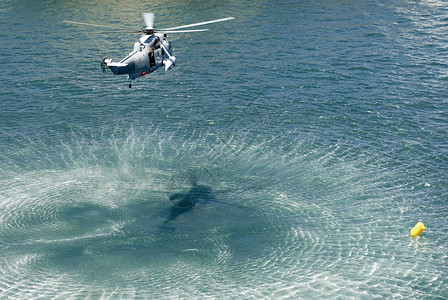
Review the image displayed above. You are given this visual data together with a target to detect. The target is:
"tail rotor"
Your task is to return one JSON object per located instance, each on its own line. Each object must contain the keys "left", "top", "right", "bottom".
{"left": 100, "top": 56, "right": 111, "bottom": 74}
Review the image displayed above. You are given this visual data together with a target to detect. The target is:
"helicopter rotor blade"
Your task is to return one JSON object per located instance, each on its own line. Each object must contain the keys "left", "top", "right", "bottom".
{"left": 158, "top": 29, "right": 210, "bottom": 34}
{"left": 143, "top": 13, "right": 154, "bottom": 29}
{"left": 62, "top": 20, "right": 128, "bottom": 30}
{"left": 159, "top": 17, "right": 234, "bottom": 31}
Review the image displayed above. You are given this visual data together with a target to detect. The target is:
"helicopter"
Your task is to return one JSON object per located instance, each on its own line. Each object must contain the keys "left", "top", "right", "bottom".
{"left": 63, "top": 13, "right": 234, "bottom": 88}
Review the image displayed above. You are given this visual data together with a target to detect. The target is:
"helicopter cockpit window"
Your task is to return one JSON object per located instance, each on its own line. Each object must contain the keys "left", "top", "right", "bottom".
{"left": 143, "top": 36, "right": 154, "bottom": 44}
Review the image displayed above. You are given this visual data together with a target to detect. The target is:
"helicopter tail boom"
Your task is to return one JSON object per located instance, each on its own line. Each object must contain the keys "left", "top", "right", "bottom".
{"left": 102, "top": 57, "right": 132, "bottom": 75}
{"left": 107, "top": 62, "right": 128, "bottom": 75}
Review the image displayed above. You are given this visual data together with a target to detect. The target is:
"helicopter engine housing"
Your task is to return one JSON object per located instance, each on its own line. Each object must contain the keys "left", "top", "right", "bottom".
{"left": 133, "top": 42, "right": 142, "bottom": 52}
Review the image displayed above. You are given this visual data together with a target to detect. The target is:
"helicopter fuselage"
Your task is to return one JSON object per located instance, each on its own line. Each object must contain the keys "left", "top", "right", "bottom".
{"left": 104, "top": 33, "right": 176, "bottom": 84}
{"left": 64, "top": 13, "right": 234, "bottom": 87}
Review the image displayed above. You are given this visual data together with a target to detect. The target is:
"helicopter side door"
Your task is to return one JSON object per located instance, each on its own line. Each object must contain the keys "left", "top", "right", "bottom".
{"left": 149, "top": 51, "right": 155, "bottom": 69}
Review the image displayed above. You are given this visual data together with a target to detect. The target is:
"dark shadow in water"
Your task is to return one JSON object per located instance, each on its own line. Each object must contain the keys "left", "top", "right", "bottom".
{"left": 164, "top": 181, "right": 215, "bottom": 225}
{"left": 40, "top": 176, "right": 253, "bottom": 274}
{"left": 161, "top": 175, "right": 247, "bottom": 230}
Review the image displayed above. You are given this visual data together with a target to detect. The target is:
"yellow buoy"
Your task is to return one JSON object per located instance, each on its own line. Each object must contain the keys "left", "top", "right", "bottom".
{"left": 410, "top": 222, "right": 425, "bottom": 237}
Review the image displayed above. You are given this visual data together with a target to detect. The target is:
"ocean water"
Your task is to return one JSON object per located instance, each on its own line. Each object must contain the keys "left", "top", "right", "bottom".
{"left": 1, "top": 0, "right": 447, "bottom": 298}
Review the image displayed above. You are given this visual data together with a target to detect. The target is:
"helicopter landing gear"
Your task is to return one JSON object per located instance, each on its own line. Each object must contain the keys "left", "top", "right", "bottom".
{"left": 129, "top": 81, "right": 132, "bottom": 88}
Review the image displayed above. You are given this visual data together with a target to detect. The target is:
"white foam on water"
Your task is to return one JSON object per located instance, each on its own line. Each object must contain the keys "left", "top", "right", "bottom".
{"left": 0, "top": 124, "right": 446, "bottom": 298}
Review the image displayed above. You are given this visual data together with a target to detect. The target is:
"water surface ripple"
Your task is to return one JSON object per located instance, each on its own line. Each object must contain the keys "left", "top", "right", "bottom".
{"left": 0, "top": 0, "right": 447, "bottom": 298}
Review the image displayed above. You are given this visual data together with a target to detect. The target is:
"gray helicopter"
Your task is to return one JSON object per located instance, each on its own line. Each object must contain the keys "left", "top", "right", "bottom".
{"left": 64, "top": 13, "right": 234, "bottom": 88}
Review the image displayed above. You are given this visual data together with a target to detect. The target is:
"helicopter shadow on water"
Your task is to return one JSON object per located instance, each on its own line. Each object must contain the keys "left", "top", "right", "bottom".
{"left": 35, "top": 175, "right": 251, "bottom": 272}
{"left": 158, "top": 174, "right": 247, "bottom": 231}
{"left": 160, "top": 179, "right": 215, "bottom": 229}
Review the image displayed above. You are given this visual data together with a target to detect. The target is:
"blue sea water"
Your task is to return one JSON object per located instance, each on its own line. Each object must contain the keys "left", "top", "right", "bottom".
{"left": 1, "top": 0, "right": 447, "bottom": 298}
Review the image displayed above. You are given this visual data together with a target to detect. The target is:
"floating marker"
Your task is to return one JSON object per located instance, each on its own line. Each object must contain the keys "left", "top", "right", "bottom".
{"left": 410, "top": 221, "right": 425, "bottom": 237}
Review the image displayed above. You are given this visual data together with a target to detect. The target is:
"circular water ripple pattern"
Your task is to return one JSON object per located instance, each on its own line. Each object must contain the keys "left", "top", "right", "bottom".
{"left": 0, "top": 126, "right": 446, "bottom": 299}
